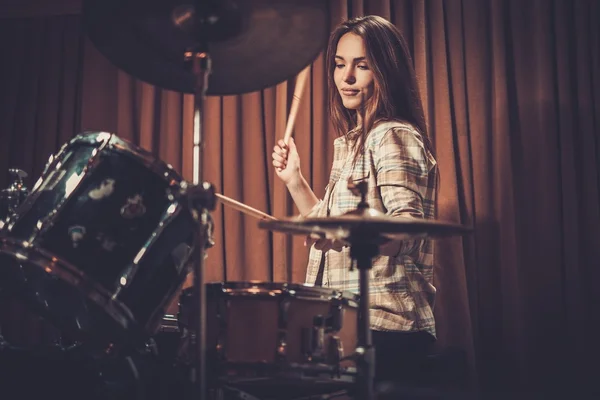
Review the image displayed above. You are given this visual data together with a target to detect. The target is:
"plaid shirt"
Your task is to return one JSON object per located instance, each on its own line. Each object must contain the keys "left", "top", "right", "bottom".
{"left": 305, "top": 121, "right": 438, "bottom": 336}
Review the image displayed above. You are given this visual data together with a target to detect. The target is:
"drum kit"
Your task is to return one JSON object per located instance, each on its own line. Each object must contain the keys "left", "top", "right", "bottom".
{"left": 0, "top": 1, "right": 470, "bottom": 400}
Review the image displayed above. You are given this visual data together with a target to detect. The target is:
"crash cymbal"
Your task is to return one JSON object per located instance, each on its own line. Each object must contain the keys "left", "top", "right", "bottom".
{"left": 259, "top": 207, "right": 472, "bottom": 242}
{"left": 83, "top": 0, "right": 330, "bottom": 95}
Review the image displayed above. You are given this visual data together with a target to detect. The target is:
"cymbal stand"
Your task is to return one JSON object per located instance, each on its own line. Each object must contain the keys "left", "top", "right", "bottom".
{"left": 346, "top": 179, "right": 376, "bottom": 400}
{"left": 183, "top": 45, "right": 215, "bottom": 400}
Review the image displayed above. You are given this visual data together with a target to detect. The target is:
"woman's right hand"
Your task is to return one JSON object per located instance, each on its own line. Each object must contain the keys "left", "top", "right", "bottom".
{"left": 272, "top": 137, "right": 301, "bottom": 186}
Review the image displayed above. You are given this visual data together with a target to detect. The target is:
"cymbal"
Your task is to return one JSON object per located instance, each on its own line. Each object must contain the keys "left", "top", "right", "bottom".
{"left": 82, "top": 0, "right": 330, "bottom": 95}
{"left": 259, "top": 207, "right": 472, "bottom": 242}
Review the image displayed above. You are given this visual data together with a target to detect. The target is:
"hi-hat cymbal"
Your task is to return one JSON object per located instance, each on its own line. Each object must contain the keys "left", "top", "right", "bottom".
{"left": 83, "top": 0, "right": 330, "bottom": 95}
{"left": 259, "top": 207, "right": 472, "bottom": 242}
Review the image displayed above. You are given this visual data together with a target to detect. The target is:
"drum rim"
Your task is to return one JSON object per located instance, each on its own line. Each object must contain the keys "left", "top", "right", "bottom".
{"left": 218, "top": 360, "right": 358, "bottom": 380}
{"left": 0, "top": 236, "right": 136, "bottom": 335}
{"left": 183, "top": 281, "right": 360, "bottom": 307}
{"left": 65, "top": 131, "right": 184, "bottom": 185}
{"left": 19, "top": 131, "right": 185, "bottom": 232}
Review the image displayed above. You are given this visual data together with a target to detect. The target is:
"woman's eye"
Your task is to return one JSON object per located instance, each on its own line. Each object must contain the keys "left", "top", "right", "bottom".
{"left": 335, "top": 64, "right": 345, "bottom": 69}
{"left": 358, "top": 64, "right": 369, "bottom": 70}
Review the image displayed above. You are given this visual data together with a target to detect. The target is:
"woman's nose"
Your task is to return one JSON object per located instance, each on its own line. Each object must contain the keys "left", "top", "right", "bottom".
{"left": 343, "top": 68, "right": 356, "bottom": 84}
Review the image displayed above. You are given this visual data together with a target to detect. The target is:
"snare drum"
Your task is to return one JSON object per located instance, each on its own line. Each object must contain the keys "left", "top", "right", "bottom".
{"left": 178, "top": 282, "right": 359, "bottom": 396}
{"left": 0, "top": 132, "right": 195, "bottom": 352}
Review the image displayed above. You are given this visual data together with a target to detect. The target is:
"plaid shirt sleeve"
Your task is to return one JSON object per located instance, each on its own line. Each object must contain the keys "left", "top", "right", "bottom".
{"left": 375, "top": 127, "right": 435, "bottom": 256}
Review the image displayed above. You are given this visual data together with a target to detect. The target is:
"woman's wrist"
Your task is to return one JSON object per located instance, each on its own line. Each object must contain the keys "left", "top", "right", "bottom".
{"left": 285, "top": 174, "right": 306, "bottom": 192}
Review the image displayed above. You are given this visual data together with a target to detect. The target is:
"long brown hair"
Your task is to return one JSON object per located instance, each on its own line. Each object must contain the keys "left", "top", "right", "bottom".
{"left": 326, "top": 15, "right": 432, "bottom": 162}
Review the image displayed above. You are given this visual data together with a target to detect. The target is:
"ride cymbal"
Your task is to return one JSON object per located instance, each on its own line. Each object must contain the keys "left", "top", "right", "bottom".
{"left": 83, "top": 0, "right": 330, "bottom": 95}
{"left": 259, "top": 207, "right": 472, "bottom": 243}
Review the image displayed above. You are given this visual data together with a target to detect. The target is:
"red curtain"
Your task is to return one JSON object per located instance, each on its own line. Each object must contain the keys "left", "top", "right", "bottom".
{"left": 0, "top": 0, "right": 598, "bottom": 396}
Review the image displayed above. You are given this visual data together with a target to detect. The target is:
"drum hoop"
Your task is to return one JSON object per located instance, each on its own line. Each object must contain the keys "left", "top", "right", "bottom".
{"left": 0, "top": 236, "right": 136, "bottom": 333}
{"left": 219, "top": 361, "right": 358, "bottom": 380}
{"left": 8, "top": 131, "right": 184, "bottom": 241}
{"left": 73, "top": 131, "right": 183, "bottom": 184}
{"left": 202, "top": 281, "right": 360, "bottom": 308}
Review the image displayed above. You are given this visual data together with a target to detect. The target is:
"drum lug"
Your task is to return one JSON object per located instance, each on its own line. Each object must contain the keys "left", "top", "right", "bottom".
{"left": 276, "top": 331, "right": 287, "bottom": 361}
{"left": 302, "top": 315, "right": 327, "bottom": 363}
{"left": 328, "top": 304, "right": 344, "bottom": 332}
{"left": 276, "top": 297, "right": 290, "bottom": 362}
{"left": 216, "top": 335, "right": 226, "bottom": 361}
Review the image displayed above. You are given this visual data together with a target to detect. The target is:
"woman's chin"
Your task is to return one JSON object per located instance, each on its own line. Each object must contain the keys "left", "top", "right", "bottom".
{"left": 342, "top": 100, "right": 362, "bottom": 110}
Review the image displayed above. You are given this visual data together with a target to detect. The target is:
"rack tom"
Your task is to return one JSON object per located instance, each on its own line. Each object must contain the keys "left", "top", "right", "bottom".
{"left": 0, "top": 132, "right": 196, "bottom": 352}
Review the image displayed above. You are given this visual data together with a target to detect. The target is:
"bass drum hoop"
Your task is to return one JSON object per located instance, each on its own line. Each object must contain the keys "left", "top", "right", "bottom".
{"left": 1, "top": 229, "right": 137, "bottom": 335}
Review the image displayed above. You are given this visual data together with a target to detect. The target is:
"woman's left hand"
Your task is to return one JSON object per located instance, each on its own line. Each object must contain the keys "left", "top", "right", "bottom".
{"left": 304, "top": 235, "right": 345, "bottom": 252}
{"left": 304, "top": 234, "right": 404, "bottom": 257}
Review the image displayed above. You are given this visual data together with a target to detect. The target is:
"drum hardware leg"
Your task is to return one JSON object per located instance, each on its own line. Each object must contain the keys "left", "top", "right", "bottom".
{"left": 123, "top": 355, "right": 146, "bottom": 400}
{"left": 345, "top": 240, "right": 378, "bottom": 400}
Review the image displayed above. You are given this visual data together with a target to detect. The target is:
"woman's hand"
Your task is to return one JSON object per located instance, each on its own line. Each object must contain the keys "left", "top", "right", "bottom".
{"left": 272, "top": 137, "right": 302, "bottom": 186}
{"left": 304, "top": 235, "right": 345, "bottom": 253}
{"left": 272, "top": 136, "right": 320, "bottom": 216}
{"left": 304, "top": 233, "right": 403, "bottom": 257}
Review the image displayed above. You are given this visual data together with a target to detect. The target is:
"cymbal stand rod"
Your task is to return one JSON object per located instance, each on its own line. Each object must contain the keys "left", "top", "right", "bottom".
{"left": 185, "top": 48, "right": 212, "bottom": 400}
{"left": 350, "top": 241, "right": 378, "bottom": 400}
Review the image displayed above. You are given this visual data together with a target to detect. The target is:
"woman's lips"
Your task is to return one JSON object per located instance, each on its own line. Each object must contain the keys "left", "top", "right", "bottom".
{"left": 341, "top": 89, "right": 360, "bottom": 96}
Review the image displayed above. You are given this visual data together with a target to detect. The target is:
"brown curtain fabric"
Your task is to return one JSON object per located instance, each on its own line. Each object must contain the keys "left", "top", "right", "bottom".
{"left": 1, "top": 0, "right": 599, "bottom": 395}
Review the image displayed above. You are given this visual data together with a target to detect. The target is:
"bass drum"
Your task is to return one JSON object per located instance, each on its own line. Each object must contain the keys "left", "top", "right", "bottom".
{"left": 0, "top": 131, "right": 196, "bottom": 353}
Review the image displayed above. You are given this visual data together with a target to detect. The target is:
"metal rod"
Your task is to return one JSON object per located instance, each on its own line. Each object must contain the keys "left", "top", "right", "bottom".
{"left": 186, "top": 49, "right": 212, "bottom": 400}
{"left": 357, "top": 266, "right": 374, "bottom": 399}
{"left": 351, "top": 243, "right": 378, "bottom": 400}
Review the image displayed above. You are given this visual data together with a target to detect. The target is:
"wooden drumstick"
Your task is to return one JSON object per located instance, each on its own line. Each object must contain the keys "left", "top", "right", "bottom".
{"left": 283, "top": 65, "right": 310, "bottom": 144}
{"left": 215, "top": 193, "right": 277, "bottom": 221}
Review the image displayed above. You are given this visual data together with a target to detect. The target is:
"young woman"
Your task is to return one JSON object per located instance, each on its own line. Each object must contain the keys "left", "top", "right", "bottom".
{"left": 272, "top": 15, "right": 438, "bottom": 384}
